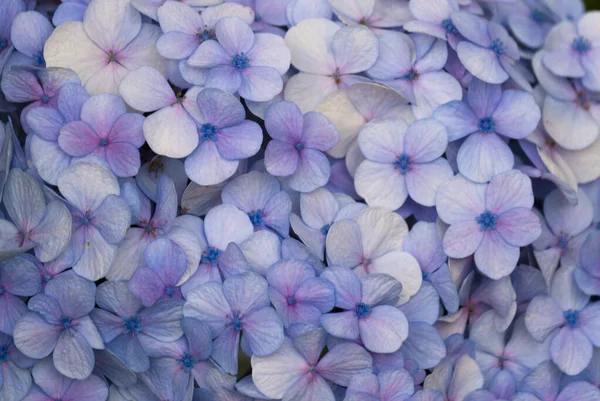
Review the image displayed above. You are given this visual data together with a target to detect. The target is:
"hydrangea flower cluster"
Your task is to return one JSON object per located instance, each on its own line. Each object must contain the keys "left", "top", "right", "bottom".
{"left": 0, "top": 0, "right": 599, "bottom": 400}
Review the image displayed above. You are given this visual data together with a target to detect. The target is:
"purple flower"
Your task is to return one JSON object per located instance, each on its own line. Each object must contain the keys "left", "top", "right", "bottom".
{"left": 52, "top": 0, "right": 91, "bottom": 26}
{"left": 574, "top": 230, "right": 600, "bottom": 296}
{"left": 368, "top": 32, "right": 462, "bottom": 118}
{"left": 0, "top": 254, "right": 40, "bottom": 335}
{"left": 0, "top": 332, "right": 33, "bottom": 401}
{"left": 525, "top": 265, "right": 600, "bottom": 375}
{"left": 56, "top": 162, "right": 131, "bottom": 280}
{"left": 0, "top": 169, "right": 72, "bottom": 262}
{"left": 542, "top": 13, "right": 600, "bottom": 92}
{"left": 252, "top": 327, "right": 373, "bottom": 401}
{"left": 434, "top": 79, "right": 541, "bottom": 182}
{"left": 506, "top": 1, "right": 557, "bottom": 49}
{"left": 9, "top": 11, "right": 52, "bottom": 68}
{"left": 44, "top": 0, "right": 167, "bottom": 95}
{"left": 22, "top": 357, "right": 108, "bottom": 401}
{"left": 26, "top": 83, "right": 89, "bottom": 185}
{"left": 437, "top": 170, "right": 541, "bottom": 279}
{"left": 264, "top": 101, "right": 339, "bottom": 192}
{"left": 326, "top": 207, "right": 422, "bottom": 302}
{"left": 404, "top": 0, "right": 460, "bottom": 47}
{"left": 128, "top": 238, "right": 187, "bottom": 307}
{"left": 355, "top": 118, "right": 453, "bottom": 209}
{"left": 0, "top": 0, "right": 24, "bottom": 63}
{"left": 222, "top": 171, "right": 292, "bottom": 236}
{"left": 345, "top": 369, "right": 415, "bottom": 401}
{"left": 228, "top": 0, "right": 288, "bottom": 33}
{"left": 423, "top": 355, "right": 483, "bottom": 401}
{"left": 286, "top": 0, "right": 333, "bottom": 27}
{"left": 267, "top": 259, "right": 334, "bottom": 327}
{"left": 183, "top": 271, "right": 284, "bottom": 375}
{"left": 329, "top": 0, "right": 411, "bottom": 33}
{"left": 13, "top": 274, "right": 102, "bottom": 379}
{"left": 290, "top": 187, "right": 366, "bottom": 260}
{"left": 284, "top": 20, "right": 378, "bottom": 112}
{"left": 187, "top": 16, "right": 290, "bottom": 101}
{"left": 91, "top": 280, "right": 184, "bottom": 373}
{"left": 319, "top": 266, "right": 408, "bottom": 353}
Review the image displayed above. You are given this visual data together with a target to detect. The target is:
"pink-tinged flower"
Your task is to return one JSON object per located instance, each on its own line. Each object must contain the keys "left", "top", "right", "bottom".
{"left": 44, "top": 0, "right": 167, "bottom": 95}
{"left": 436, "top": 170, "right": 541, "bottom": 279}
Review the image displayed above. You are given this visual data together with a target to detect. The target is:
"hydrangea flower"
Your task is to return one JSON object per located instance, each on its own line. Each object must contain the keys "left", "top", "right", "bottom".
{"left": 525, "top": 265, "right": 600, "bottom": 375}
{"left": 355, "top": 118, "right": 453, "bottom": 210}
{"left": 0, "top": 332, "right": 33, "bottom": 401}
{"left": 221, "top": 171, "right": 292, "bottom": 237}
{"left": 187, "top": 16, "right": 290, "bottom": 101}
{"left": 574, "top": 230, "right": 600, "bottom": 296}
{"left": 542, "top": 13, "right": 600, "bottom": 91}
{"left": 13, "top": 274, "right": 102, "bottom": 379}
{"left": 264, "top": 100, "right": 339, "bottom": 192}
{"left": 183, "top": 271, "right": 284, "bottom": 375}
{"left": 227, "top": 0, "right": 287, "bottom": 34}
{"left": 44, "top": 0, "right": 167, "bottom": 95}
{"left": 58, "top": 94, "right": 145, "bottom": 177}
{"left": 9, "top": 11, "right": 52, "bottom": 68}
{"left": 423, "top": 355, "right": 483, "bottom": 401}
{"left": 284, "top": 19, "right": 379, "bottom": 112}
{"left": 403, "top": 0, "right": 461, "bottom": 48}
{"left": 0, "top": 254, "right": 40, "bottom": 335}
{"left": 329, "top": 0, "right": 412, "bottom": 33}
{"left": 0, "top": 0, "right": 25, "bottom": 62}
{"left": 345, "top": 369, "right": 415, "bottom": 401}
{"left": 252, "top": 327, "right": 373, "bottom": 401}
{"left": 91, "top": 280, "right": 183, "bottom": 373}
{"left": 434, "top": 79, "right": 541, "bottom": 182}
{"left": 56, "top": 162, "right": 131, "bottom": 280}
{"left": 437, "top": 170, "right": 541, "bottom": 279}
{"left": 52, "top": 0, "right": 92, "bottom": 26}
{"left": 505, "top": 0, "right": 557, "bottom": 49}
{"left": 367, "top": 32, "right": 462, "bottom": 119}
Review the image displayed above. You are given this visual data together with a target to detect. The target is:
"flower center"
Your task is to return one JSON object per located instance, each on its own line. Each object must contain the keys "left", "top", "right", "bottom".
{"left": 441, "top": 19, "right": 458, "bottom": 34}
{"left": 320, "top": 224, "right": 331, "bottom": 235}
{"left": 254, "top": 13, "right": 262, "bottom": 22}
{"left": 202, "top": 246, "right": 221, "bottom": 264}
{"left": 571, "top": 36, "right": 591, "bottom": 54}
{"left": 0, "top": 38, "right": 7, "bottom": 52}
{"left": 43, "top": 274, "right": 52, "bottom": 282}
{"left": 295, "top": 142, "right": 304, "bottom": 151}
{"left": 33, "top": 52, "right": 45, "bottom": 66}
{"left": 196, "top": 26, "right": 215, "bottom": 42}
{"left": 165, "top": 286, "right": 175, "bottom": 296}
{"left": 232, "top": 53, "right": 250, "bottom": 70}
{"left": 489, "top": 39, "right": 506, "bottom": 56}
{"left": 248, "top": 210, "right": 264, "bottom": 227}
{"left": 80, "top": 211, "right": 94, "bottom": 227}
{"left": 498, "top": 355, "right": 506, "bottom": 368}
{"left": 123, "top": 316, "right": 142, "bottom": 333}
{"left": 60, "top": 316, "right": 73, "bottom": 330}
{"left": 0, "top": 345, "right": 8, "bottom": 363}
{"left": 332, "top": 68, "right": 341, "bottom": 84}
{"left": 476, "top": 210, "right": 498, "bottom": 231}
{"left": 108, "top": 50, "right": 118, "bottom": 63}
{"left": 478, "top": 117, "right": 496, "bottom": 133}
{"left": 354, "top": 302, "right": 372, "bottom": 318}
{"left": 394, "top": 153, "right": 410, "bottom": 174}
{"left": 200, "top": 123, "right": 218, "bottom": 141}
{"left": 177, "top": 351, "right": 198, "bottom": 372}
{"left": 41, "top": 94, "right": 49, "bottom": 104}
{"left": 287, "top": 296, "right": 296, "bottom": 305}
{"left": 231, "top": 313, "right": 242, "bottom": 331}
{"left": 576, "top": 91, "right": 590, "bottom": 110}
{"left": 99, "top": 138, "right": 108, "bottom": 147}
{"left": 556, "top": 233, "right": 571, "bottom": 251}
{"left": 402, "top": 68, "right": 419, "bottom": 81}
{"left": 422, "top": 272, "right": 431, "bottom": 281}
{"left": 359, "top": 17, "right": 370, "bottom": 27}
{"left": 564, "top": 309, "right": 580, "bottom": 328}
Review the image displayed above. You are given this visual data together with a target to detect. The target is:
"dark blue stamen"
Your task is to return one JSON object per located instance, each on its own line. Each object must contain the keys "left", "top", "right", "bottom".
{"left": 287, "top": 296, "right": 296, "bottom": 305}
{"left": 248, "top": 210, "right": 264, "bottom": 227}
{"left": 478, "top": 117, "right": 496, "bottom": 133}
{"left": 402, "top": 68, "right": 419, "bottom": 81}
{"left": 572, "top": 36, "right": 591, "bottom": 54}
{"left": 441, "top": 19, "right": 458, "bottom": 34}
{"left": 422, "top": 272, "right": 430, "bottom": 281}
{"left": 295, "top": 142, "right": 304, "bottom": 151}
{"left": 394, "top": 153, "right": 410, "bottom": 174}
{"left": 43, "top": 274, "right": 52, "bottom": 282}
{"left": 320, "top": 224, "right": 331, "bottom": 235}
{"left": 123, "top": 316, "right": 142, "bottom": 333}
{"left": 165, "top": 286, "right": 175, "bottom": 296}
{"left": 41, "top": 94, "right": 49, "bottom": 104}
{"left": 530, "top": 10, "right": 546, "bottom": 24}
{"left": 476, "top": 210, "right": 498, "bottom": 231}
{"left": 99, "top": 138, "right": 108, "bottom": 147}
{"left": 196, "top": 26, "right": 215, "bottom": 42}
{"left": 33, "top": 53, "right": 45, "bottom": 66}
{"left": 255, "top": 13, "right": 262, "bottom": 22}
{"left": 232, "top": 53, "right": 250, "bottom": 70}
{"left": 80, "top": 211, "right": 93, "bottom": 227}
{"left": 490, "top": 39, "right": 506, "bottom": 55}
{"left": 176, "top": 97, "right": 184, "bottom": 103}
{"left": 61, "top": 316, "right": 73, "bottom": 330}
{"left": 564, "top": 309, "right": 579, "bottom": 328}
{"left": 177, "top": 352, "right": 198, "bottom": 372}
{"left": 202, "top": 246, "right": 221, "bottom": 264}
{"left": 231, "top": 314, "right": 242, "bottom": 331}
{"left": 498, "top": 355, "right": 506, "bottom": 368}
{"left": 19, "top": 161, "right": 28, "bottom": 170}
{"left": 354, "top": 302, "right": 371, "bottom": 318}
{"left": 0, "top": 345, "right": 8, "bottom": 363}
{"left": 201, "top": 123, "right": 218, "bottom": 141}
{"left": 0, "top": 38, "right": 7, "bottom": 52}
{"left": 556, "top": 233, "right": 570, "bottom": 250}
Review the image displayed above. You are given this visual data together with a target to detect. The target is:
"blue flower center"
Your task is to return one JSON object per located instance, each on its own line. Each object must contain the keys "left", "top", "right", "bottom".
{"left": 231, "top": 313, "right": 242, "bottom": 331}
{"left": 332, "top": 68, "right": 341, "bottom": 84}
{"left": 490, "top": 39, "right": 506, "bottom": 56}
{"left": 99, "top": 138, "right": 108, "bottom": 147}
{"left": 556, "top": 233, "right": 571, "bottom": 250}
{"left": 476, "top": 210, "right": 498, "bottom": 231}
{"left": 177, "top": 351, "right": 198, "bottom": 372}
{"left": 248, "top": 210, "right": 264, "bottom": 227}
{"left": 0, "top": 345, "right": 8, "bottom": 363}
{"left": 80, "top": 211, "right": 94, "bottom": 227}
{"left": 33, "top": 53, "right": 45, "bottom": 66}
{"left": 422, "top": 272, "right": 431, "bottom": 281}
{"left": 201, "top": 123, "right": 218, "bottom": 141}
{"left": 402, "top": 69, "right": 419, "bottom": 81}
{"left": 108, "top": 50, "right": 118, "bottom": 63}
{"left": 19, "top": 161, "right": 28, "bottom": 170}
{"left": 498, "top": 355, "right": 506, "bottom": 368}
{"left": 564, "top": 309, "right": 580, "bottom": 328}
{"left": 255, "top": 13, "right": 262, "bottom": 22}
{"left": 354, "top": 302, "right": 371, "bottom": 318}
{"left": 43, "top": 274, "right": 52, "bottom": 282}
{"left": 0, "top": 38, "right": 7, "bottom": 52}
{"left": 287, "top": 296, "right": 296, "bottom": 305}
{"left": 295, "top": 142, "right": 304, "bottom": 151}
{"left": 572, "top": 36, "right": 591, "bottom": 54}
{"left": 196, "top": 26, "right": 215, "bottom": 42}
{"left": 165, "top": 286, "right": 175, "bottom": 296}
{"left": 41, "top": 94, "right": 49, "bottom": 104}
{"left": 478, "top": 117, "right": 496, "bottom": 133}
{"left": 232, "top": 53, "right": 250, "bottom": 71}
{"left": 123, "top": 316, "right": 142, "bottom": 333}
{"left": 60, "top": 316, "right": 73, "bottom": 330}
{"left": 202, "top": 246, "right": 221, "bottom": 264}
{"left": 320, "top": 224, "right": 331, "bottom": 235}
{"left": 530, "top": 10, "right": 547, "bottom": 23}
{"left": 394, "top": 153, "right": 410, "bottom": 174}
{"left": 441, "top": 19, "right": 458, "bottom": 34}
